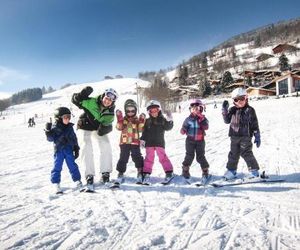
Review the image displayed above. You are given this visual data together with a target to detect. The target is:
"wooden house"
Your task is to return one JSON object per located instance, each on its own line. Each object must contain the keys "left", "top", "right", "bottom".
{"left": 272, "top": 44, "right": 298, "bottom": 54}
{"left": 274, "top": 70, "right": 300, "bottom": 95}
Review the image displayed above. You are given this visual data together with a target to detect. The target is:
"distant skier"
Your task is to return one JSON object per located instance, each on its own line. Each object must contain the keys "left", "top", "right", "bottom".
{"left": 31, "top": 117, "right": 36, "bottom": 127}
{"left": 71, "top": 87, "right": 117, "bottom": 191}
{"left": 44, "top": 107, "right": 82, "bottom": 194}
{"left": 140, "top": 100, "right": 174, "bottom": 185}
{"left": 28, "top": 118, "right": 32, "bottom": 127}
{"left": 115, "top": 99, "right": 146, "bottom": 184}
{"left": 222, "top": 88, "right": 261, "bottom": 180}
{"left": 180, "top": 99, "right": 210, "bottom": 182}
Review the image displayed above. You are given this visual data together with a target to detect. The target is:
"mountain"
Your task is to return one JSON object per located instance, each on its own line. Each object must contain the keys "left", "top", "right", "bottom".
{"left": 0, "top": 78, "right": 300, "bottom": 249}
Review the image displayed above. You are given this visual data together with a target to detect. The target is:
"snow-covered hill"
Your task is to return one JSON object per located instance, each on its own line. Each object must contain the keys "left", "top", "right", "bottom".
{"left": 0, "top": 78, "right": 300, "bottom": 249}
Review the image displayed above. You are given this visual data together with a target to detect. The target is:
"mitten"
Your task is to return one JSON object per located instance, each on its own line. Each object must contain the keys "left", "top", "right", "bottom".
{"left": 253, "top": 132, "right": 261, "bottom": 148}
{"left": 45, "top": 122, "right": 52, "bottom": 132}
{"left": 116, "top": 109, "right": 123, "bottom": 122}
{"left": 139, "top": 113, "right": 146, "bottom": 123}
{"left": 180, "top": 128, "right": 186, "bottom": 135}
{"left": 73, "top": 145, "right": 80, "bottom": 159}
{"left": 196, "top": 111, "right": 205, "bottom": 122}
{"left": 222, "top": 100, "right": 229, "bottom": 110}
{"left": 140, "top": 140, "right": 146, "bottom": 148}
{"left": 165, "top": 111, "right": 173, "bottom": 122}
{"left": 80, "top": 86, "right": 93, "bottom": 99}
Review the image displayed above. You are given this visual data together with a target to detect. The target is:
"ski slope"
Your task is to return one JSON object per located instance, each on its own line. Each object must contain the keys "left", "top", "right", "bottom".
{"left": 0, "top": 78, "right": 300, "bottom": 250}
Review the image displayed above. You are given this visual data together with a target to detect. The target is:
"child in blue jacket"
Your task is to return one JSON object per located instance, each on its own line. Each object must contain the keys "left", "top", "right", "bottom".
{"left": 180, "top": 99, "right": 209, "bottom": 181}
{"left": 45, "top": 107, "right": 82, "bottom": 194}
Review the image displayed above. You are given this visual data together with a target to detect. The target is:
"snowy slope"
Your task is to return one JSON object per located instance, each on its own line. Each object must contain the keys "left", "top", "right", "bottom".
{"left": 0, "top": 78, "right": 300, "bottom": 250}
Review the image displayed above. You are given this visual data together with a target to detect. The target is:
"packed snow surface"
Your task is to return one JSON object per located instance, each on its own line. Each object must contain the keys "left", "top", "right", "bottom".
{"left": 0, "top": 78, "right": 300, "bottom": 250}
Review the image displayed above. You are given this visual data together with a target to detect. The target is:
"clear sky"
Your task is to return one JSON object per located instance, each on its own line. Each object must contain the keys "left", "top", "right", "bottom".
{"left": 0, "top": 0, "right": 300, "bottom": 93}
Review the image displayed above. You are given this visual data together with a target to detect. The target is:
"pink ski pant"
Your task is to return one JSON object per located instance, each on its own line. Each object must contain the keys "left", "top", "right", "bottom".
{"left": 143, "top": 147, "right": 173, "bottom": 174}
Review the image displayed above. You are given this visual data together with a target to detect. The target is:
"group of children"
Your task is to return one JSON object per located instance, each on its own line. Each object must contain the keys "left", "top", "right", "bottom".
{"left": 45, "top": 86, "right": 261, "bottom": 193}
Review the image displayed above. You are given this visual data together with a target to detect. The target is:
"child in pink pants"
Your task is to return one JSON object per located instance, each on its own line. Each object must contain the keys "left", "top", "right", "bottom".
{"left": 140, "top": 100, "right": 174, "bottom": 184}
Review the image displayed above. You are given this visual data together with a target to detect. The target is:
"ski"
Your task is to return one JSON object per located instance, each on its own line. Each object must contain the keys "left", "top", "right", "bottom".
{"left": 195, "top": 174, "right": 213, "bottom": 187}
{"left": 211, "top": 177, "right": 285, "bottom": 188}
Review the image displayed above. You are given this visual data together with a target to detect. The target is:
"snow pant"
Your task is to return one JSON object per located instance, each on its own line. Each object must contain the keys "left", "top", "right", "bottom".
{"left": 77, "top": 130, "right": 112, "bottom": 178}
{"left": 143, "top": 147, "right": 173, "bottom": 174}
{"left": 51, "top": 147, "right": 81, "bottom": 184}
{"left": 226, "top": 136, "right": 259, "bottom": 171}
{"left": 182, "top": 137, "right": 209, "bottom": 169}
{"left": 116, "top": 144, "right": 144, "bottom": 173}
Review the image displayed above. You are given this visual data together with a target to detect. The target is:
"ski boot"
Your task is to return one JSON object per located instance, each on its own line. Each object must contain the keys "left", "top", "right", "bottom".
{"left": 181, "top": 165, "right": 191, "bottom": 179}
{"left": 162, "top": 171, "right": 175, "bottom": 185}
{"left": 75, "top": 180, "right": 85, "bottom": 191}
{"left": 142, "top": 173, "right": 151, "bottom": 185}
{"left": 199, "top": 168, "right": 211, "bottom": 185}
{"left": 115, "top": 172, "right": 125, "bottom": 185}
{"left": 136, "top": 167, "right": 143, "bottom": 184}
{"left": 54, "top": 183, "right": 63, "bottom": 194}
{"left": 244, "top": 169, "right": 259, "bottom": 179}
{"left": 101, "top": 172, "right": 110, "bottom": 184}
{"left": 86, "top": 175, "right": 95, "bottom": 192}
{"left": 223, "top": 169, "right": 237, "bottom": 180}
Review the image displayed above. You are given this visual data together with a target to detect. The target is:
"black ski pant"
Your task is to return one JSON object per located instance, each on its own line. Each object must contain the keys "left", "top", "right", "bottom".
{"left": 117, "top": 144, "right": 144, "bottom": 173}
{"left": 182, "top": 137, "right": 209, "bottom": 169}
{"left": 226, "top": 136, "right": 259, "bottom": 171}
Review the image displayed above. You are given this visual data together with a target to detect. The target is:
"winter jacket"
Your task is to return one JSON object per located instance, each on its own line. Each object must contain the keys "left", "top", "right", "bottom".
{"left": 116, "top": 116, "right": 145, "bottom": 145}
{"left": 222, "top": 103, "right": 260, "bottom": 137}
{"left": 181, "top": 113, "right": 208, "bottom": 141}
{"left": 72, "top": 87, "right": 115, "bottom": 135}
{"left": 140, "top": 111, "right": 173, "bottom": 148}
{"left": 45, "top": 122, "right": 79, "bottom": 152}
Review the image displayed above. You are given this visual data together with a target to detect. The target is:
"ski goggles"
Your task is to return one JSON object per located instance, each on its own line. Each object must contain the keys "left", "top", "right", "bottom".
{"left": 126, "top": 108, "right": 136, "bottom": 114}
{"left": 62, "top": 114, "right": 71, "bottom": 120}
{"left": 148, "top": 107, "right": 160, "bottom": 113}
{"left": 233, "top": 96, "right": 246, "bottom": 103}
{"left": 105, "top": 92, "right": 117, "bottom": 101}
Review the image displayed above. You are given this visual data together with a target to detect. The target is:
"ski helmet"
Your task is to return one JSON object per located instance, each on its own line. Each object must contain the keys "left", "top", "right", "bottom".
{"left": 54, "top": 107, "right": 71, "bottom": 120}
{"left": 189, "top": 98, "right": 204, "bottom": 107}
{"left": 124, "top": 99, "right": 137, "bottom": 112}
{"left": 231, "top": 88, "right": 247, "bottom": 99}
{"left": 146, "top": 100, "right": 161, "bottom": 111}
{"left": 104, "top": 88, "right": 118, "bottom": 101}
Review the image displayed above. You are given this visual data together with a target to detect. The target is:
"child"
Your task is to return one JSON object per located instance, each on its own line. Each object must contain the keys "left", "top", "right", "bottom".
{"left": 222, "top": 87, "right": 261, "bottom": 180}
{"left": 180, "top": 99, "right": 210, "bottom": 182}
{"left": 140, "top": 100, "right": 174, "bottom": 185}
{"left": 45, "top": 107, "right": 82, "bottom": 194}
{"left": 71, "top": 86, "right": 117, "bottom": 191}
{"left": 115, "top": 99, "right": 146, "bottom": 183}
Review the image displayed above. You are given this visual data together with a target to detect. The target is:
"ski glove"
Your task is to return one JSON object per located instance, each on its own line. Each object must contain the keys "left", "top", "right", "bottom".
{"left": 45, "top": 122, "right": 52, "bottom": 132}
{"left": 116, "top": 109, "right": 123, "bottom": 122}
{"left": 73, "top": 145, "right": 80, "bottom": 159}
{"left": 222, "top": 100, "right": 229, "bottom": 110}
{"left": 254, "top": 132, "right": 261, "bottom": 148}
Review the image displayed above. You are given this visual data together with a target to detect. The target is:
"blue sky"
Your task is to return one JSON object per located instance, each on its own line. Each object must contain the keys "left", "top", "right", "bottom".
{"left": 0, "top": 0, "right": 300, "bottom": 93}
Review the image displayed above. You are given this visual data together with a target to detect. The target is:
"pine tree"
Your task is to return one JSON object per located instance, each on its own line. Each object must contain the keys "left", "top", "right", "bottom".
{"left": 221, "top": 71, "right": 234, "bottom": 91}
{"left": 279, "top": 53, "right": 290, "bottom": 71}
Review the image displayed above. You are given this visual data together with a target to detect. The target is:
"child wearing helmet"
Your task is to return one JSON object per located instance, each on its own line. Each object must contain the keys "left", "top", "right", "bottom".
{"left": 180, "top": 99, "right": 210, "bottom": 182}
{"left": 71, "top": 86, "right": 118, "bottom": 191}
{"left": 222, "top": 87, "right": 261, "bottom": 180}
{"left": 114, "top": 99, "right": 146, "bottom": 184}
{"left": 44, "top": 107, "right": 82, "bottom": 194}
{"left": 140, "top": 100, "right": 174, "bottom": 185}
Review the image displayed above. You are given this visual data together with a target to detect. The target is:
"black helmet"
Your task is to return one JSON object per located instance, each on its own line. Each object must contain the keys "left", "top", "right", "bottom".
{"left": 54, "top": 107, "right": 71, "bottom": 120}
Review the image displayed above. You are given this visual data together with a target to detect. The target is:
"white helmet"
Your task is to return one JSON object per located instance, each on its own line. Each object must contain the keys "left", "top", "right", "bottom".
{"left": 104, "top": 88, "right": 118, "bottom": 101}
{"left": 146, "top": 100, "right": 161, "bottom": 111}
{"left": 231, "top": 88, "right": 247, "bottom": 99}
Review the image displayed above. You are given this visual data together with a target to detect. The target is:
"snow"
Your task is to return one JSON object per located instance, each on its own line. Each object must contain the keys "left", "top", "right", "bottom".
{"left": 1, "top": 78, "right": 300, "bottom": 249}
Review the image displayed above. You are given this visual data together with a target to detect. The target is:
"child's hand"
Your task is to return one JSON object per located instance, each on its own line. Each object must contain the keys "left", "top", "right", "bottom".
{"left": 180, "top": 128, "right": 186, "bottom": 135}
{"left": 139, "top": 113, "right": 146, "bottom": 123}
{"left": 196, "top": 111, "right": 205, "bottom": 122}
{"left": 140, "top": 140, "right": 146, "bottom": 148}
{"left": 73, "top": 145, "right": 80, "bottom": 159}
{"left": 116, "top": 109, "right": 123, "bottom": 122}
{"left": 45, "top": 122, "right": 52, "bottom": 132}
{"left": 165, "top": 111, "right": 173, "bottom": 121}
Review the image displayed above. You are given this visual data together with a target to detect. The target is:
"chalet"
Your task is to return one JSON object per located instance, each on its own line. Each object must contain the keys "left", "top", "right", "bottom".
{"left": 256, "top": 53, "right": 274, "bottom": 62}
{"left": 246, "top": 87, "right": 276, "bottom": 97}
{"left": 272, "top": 44, "right": 298, "bottom": 54}
{"left": 274, "top": 70, "right": 300, "bottom": 95}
